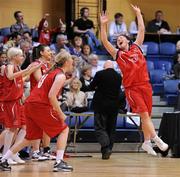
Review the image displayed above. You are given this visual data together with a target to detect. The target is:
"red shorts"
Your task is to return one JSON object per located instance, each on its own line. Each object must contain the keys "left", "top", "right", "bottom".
{"left": 0, "top": 102, "right": 5, "bottom": 124}
{"left": 3, "top": 100, "right": 23, "bottom": 128}
{"left": 19, "top": 105, "right": 26, "bottom": 126}
{"left": 24, "top": 102, "right": 67, "bottom": 140}
{"left": 125, "top": 83, "right": 152, "bottom": 116}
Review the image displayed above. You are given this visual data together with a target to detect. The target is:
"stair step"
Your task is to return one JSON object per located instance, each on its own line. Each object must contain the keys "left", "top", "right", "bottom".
{"left": 153, "top": 96, "right": 161, "bottom": 102}
{"left": 152, "top": 107, "right": 174, "bottom": 115}
{"left": 152, "top": 101, "right": 167, "bottom": 106}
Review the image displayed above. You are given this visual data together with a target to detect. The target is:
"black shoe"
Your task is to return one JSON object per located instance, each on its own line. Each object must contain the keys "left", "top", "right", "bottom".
{"left": 153, "top": 146, "right": 169, "bottom": 157}
{"left": 0, "top": 160, "right": 11, "bottom": 171}
{"left": 102, "top": 149, "right": 112, "bottom": 160}
{"left": 53, "top": 160, "right": 73, "bottom": 172}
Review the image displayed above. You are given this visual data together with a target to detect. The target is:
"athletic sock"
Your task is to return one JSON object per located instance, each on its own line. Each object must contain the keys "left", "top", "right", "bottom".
{"left": 1, "top": 150, "right": 13, "bottom": 162}
{"left": 14, "top": 129, "right": 26, "bottom": 145}
{"left": 56, "top": 150, "right": 64, "bottom": 163}
{"left": 2, "top": 130, "right": 14, "bottom": 155}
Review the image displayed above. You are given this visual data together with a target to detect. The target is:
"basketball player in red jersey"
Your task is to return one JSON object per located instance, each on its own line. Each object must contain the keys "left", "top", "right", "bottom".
{"left": 100, "top": 5, "right": 168, "bottom": 156}
{"left": 30, "top": 45, "right": 56, "bottom": 161}
{"left": 0, "top": 50, "right": 74, "bottom": 172}
{"left": 0, "top": 52, "right": 8, "bottom": 153}
{"left": 2, "top": 47, "right": 41, "bottom": 165}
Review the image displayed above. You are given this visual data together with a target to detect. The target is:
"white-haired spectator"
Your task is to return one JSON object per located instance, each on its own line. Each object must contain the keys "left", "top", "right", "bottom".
{"left": 50, "top": 34, "right": 70, "bottom": 54}
{"left": 88, "top": 54, "right": 103, "bottom": 77}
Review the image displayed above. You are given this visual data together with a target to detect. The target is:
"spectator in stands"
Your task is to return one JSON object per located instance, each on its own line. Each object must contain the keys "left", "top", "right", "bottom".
{"left": 146, "top": 10, "right": 171, "bottom": 33}
{"left": 71, "top": 55, "right": 85, "bottom": 78}
{"left": 20, "top": 40, "right": 32, "bottom": 69}
{"left": 0, "top": 51, "right": 8, "bottom": 64}
{"left": 69, "top": 36, "right": 83, "bottom": 57}
{"left": 23, "top": 31, "right": 40, "bottom": 47}
{"left": 65, "top": 77, "right": 88, "bottom": 113}
{"left": 80, "top": 65, "right": 94, "bottom": 101}
{"left": 73, "top": 7, "right": 101, "bottom": 50}
{"left": 38, "top": 13, "right": 51, "bottom": 45}
{"left": 51, "top": 19, "right": 68, "bottom": 44}
{"left": 81, "top": 44, "right": 92, "bottom": 63}
{"left": 129, "top": 13, "right": 145, "bottom": 35}
{"left": 88, "top": 54, "right": 102, "bottom": 77}
{"left": 50, "top": 34, "right": 70, "bottom": 54}
{"left": 109, "top": 13, "right": 128, "bottom": 44}
{"left": 174, "top": 53, "right": 180, "bottom": 79}
{"left": 173, "top": 41, "right": 180, "bottom": 65}
{"left": 88, "top": 60, "right": 122, "bottom": 159}
{"left": 3, "top": 32, "right": 22, "bottom": 52}
{"left": 38, "top": 14, "right": 68, "bottom": 45}
{"left": 10, "top": 11, "right": 30, "bottom": 35}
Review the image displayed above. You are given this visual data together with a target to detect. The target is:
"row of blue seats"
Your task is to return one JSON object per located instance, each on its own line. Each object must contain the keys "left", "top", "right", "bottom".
{"left": 65, "top": 114, "right": 138, "bottom": 130}
{"left": 150, "top": 78, "right": 180, "bottom": 105}
{"left": 147, "top": 60, "right": 172, "bottom": 73}
{"left": 144, "top": 42, "right": 176, "bottom": 56}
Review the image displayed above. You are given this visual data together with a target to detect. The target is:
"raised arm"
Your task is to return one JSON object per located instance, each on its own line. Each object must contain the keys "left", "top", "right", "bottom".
{"left": 131, "top": 5, "right": 145, "bottom": 46}
{"left": 100, "top": 11, "right": 117, "bottom": 60}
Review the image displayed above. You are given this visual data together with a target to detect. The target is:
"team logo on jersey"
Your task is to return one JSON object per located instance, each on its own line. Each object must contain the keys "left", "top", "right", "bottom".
{"left": 129, "top": 54, "right": 139, "bottom": 63}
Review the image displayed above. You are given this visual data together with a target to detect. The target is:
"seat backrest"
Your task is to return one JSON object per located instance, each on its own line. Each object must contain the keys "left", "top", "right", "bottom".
{"left": 155, "top": 60, "right": 172, "bottom": 72}
{"left": 146, "top": 60, "right": 154, "bottom": 71}
{"left": 164, "top": 80, "right": 180, "bottom": 94}
{"left": 1, "top": 27, "right": 11, "bottom": 37}
{"left": 143, "top": 42, "right": 159, "bottom": 55}
{"left": 159, "top": 42, "right": 176, "bottom": 55}
{"left": 149, "top": 69, "right": 167, "bottom": 84}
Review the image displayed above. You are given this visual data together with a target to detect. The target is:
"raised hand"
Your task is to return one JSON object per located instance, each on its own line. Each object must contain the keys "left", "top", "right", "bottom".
{"left": 131, "top": 4, "right": 141, "bottom": 14}
{"left": 100, "top": 11, "right": 109, "bottom": 25}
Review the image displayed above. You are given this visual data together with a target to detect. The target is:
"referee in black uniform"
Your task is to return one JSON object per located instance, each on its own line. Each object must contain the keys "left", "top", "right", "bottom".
{"left": 89, "top": 60, "right": 122, "bottom": 159}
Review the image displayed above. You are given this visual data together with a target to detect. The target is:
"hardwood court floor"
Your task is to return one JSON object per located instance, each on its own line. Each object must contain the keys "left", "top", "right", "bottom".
{"left": 0, "top": 153, "right": 180, "bottom": 177}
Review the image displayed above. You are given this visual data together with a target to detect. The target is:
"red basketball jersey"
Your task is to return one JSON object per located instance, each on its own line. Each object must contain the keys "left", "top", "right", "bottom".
{"left": 3, "top": 66, "right": 24, "bottom": 101}
{"left": 0, "top": 66, "right": 5, "bottom": 102}
{"left": 30, "top": 60, "right": 50, "bottom": 91}
{"left": 27, "top": 68, "right": 63, "bottom": 105}
{"left": 116, "top": 43, "right": 149, "bottom": 88}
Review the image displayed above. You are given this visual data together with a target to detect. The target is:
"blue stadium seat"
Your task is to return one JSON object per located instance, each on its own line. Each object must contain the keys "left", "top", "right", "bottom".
{"left": 164, "top": 80, "right": 180, "bottom": 106}
{"left": 154, "top": 60, "right": 172, "bottom": 73}
{"left": 146, "top": 60, "right": 154, "bottom": 71}
{"left": 1, "top": 27, "right": 11, "bottom": 37}
{"left": 159, "top": 42, "right": 176, "bottom": 55}
{"left": 116, "top": 116, "right": 125, "bottom": 128}
{"left": 143, "top": 42, "right": 159, "bottom": 55}
{"left": 149, "top": 70, "right": 167, "bottom": 94}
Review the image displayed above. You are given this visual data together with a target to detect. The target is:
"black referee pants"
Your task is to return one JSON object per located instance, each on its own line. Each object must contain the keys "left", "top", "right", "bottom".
{"left": 94, "top": 109, "right": 118, "bottom": 153}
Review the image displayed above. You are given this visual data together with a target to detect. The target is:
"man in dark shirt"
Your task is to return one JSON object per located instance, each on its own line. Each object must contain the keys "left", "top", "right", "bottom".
{"left": 89, "top": 60, "right": 122, "bottom": 159}
{"left": 146, "top": 10, "right": 170, "bottom": 33}
{"left": 73, "top": 7, "right": 101, "bottom": 50}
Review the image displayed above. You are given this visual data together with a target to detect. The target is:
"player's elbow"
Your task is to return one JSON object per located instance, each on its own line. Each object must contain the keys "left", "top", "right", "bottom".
{"left": 48, "top": 92, "right": 56, "bottom": 101}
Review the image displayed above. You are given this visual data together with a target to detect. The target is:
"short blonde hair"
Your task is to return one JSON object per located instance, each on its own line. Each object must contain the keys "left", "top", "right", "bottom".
{"left": 7, "top": 47, "right": 23, "bottom": 59}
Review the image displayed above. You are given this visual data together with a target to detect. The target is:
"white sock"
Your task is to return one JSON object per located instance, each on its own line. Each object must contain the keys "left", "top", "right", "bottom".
{"left": 56, "top": 150, "right": 64, "bottom": 163}
{"left": 14, "top": 129, "right": 26, "bottom": 145}
{"left": 1, "top": 150, "right": 13, "bottom": 162}
{"left": 144, "top": 140, "right": 151, "bottom": 144}
{"left": 2, "top": 130, "right": 14, "bottom": 155}
{"left": 152, "top": 135, "right": 159, "bottom": 142}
